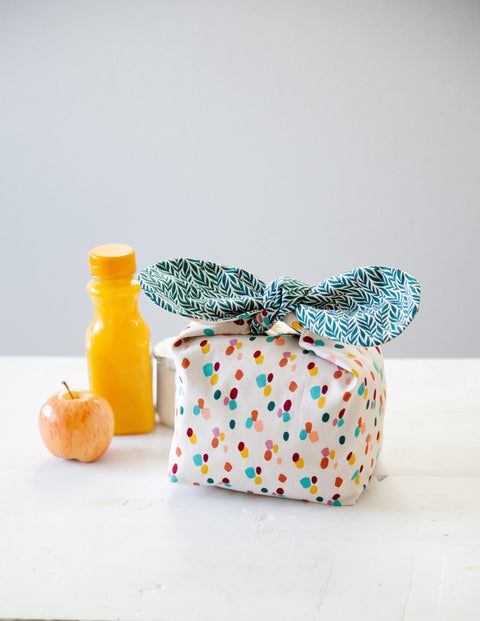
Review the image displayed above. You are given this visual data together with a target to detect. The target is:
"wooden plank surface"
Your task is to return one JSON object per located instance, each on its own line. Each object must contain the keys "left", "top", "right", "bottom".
{"left": 1, "top": 357, "right": 479, "bottom": 621}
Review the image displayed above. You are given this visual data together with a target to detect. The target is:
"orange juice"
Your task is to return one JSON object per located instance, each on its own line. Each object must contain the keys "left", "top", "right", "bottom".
{"left": 86, "top": 244, "right": 154, "bottom": 435}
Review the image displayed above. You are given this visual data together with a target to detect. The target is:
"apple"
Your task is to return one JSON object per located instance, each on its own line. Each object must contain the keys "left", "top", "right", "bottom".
{"left": 39, "top": 381, "right": 114, "bottom": 463}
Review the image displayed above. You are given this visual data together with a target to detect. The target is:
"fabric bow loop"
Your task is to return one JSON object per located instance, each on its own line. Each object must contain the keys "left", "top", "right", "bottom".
{"left": 139, "top": 259, "right": 421, "bottom": 347}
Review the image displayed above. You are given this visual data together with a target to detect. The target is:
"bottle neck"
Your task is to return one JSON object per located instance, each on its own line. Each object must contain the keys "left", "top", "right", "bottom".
{"left": 88, "top": 274, "right": 141, "bottom": 319}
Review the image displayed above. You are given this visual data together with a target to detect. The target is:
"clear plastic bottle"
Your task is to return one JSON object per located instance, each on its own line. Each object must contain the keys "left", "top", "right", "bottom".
{"left": 86, "top": 244, "right": 154, "bottom": 435}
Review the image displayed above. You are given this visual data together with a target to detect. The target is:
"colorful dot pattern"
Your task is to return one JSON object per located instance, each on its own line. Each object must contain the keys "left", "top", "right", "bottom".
{"left": 168, "top": 318, "right": 386, "bottom": 506}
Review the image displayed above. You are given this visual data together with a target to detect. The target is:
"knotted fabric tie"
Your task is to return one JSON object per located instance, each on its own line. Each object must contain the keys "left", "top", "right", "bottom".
{"left": 261, "top": 277, "right": 312, "bottom": 325}
{"left": 139, "top": 258, "right": 421, "bottom": 347}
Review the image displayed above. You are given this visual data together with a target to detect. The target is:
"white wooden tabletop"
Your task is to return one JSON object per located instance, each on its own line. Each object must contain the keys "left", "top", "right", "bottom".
{"left": 1, "top": 357, "right": 479, "bottom": 621}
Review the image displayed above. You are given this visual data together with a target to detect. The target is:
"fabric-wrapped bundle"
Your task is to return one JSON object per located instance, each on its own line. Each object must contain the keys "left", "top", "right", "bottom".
{"left": 139, "top": 259, "right": 420, "bottom": 506}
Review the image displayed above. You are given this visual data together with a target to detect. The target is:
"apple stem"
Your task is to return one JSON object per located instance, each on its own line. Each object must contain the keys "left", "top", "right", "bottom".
{"left": 62, "top": 380, "right": 75, "bottom": 400}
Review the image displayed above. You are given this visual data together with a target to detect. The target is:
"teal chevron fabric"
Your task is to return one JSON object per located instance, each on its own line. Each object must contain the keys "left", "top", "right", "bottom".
{"left": 139, "top": 259, "right": 420, "bottom": 347}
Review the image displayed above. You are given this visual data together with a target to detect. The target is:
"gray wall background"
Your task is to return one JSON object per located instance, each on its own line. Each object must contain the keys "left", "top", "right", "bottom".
{"left": 1, "top": 1, "right": 479, "bottom": 357}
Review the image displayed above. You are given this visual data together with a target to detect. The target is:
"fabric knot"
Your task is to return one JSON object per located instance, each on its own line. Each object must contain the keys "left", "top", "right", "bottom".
{"left": 261, "top": 277, "right": 311, "bottom": 326}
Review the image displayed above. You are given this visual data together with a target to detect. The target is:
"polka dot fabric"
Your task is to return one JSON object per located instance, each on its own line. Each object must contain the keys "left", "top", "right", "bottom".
{"left": 168, "top": 317, "right": 386, "bottom": 506}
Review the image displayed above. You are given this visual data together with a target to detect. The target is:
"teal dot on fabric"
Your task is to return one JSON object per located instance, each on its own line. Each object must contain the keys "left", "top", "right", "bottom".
{"left": 334, "top": 344, "right": 345, "bottom": 349}
{"left": 310, "top": 386, "right": 321, "bottom": 399}
{"left": 203, "top": 328, "right": 215, "bottom": 336}
{"left": 314, "top": 339, "right": 325, "bottom": 347}
{"left": 261, "top": 487, "right": 268, "bottom": 493}
{"left": 179, "top": 406, "right": 184, "bottom": 415}
{"left": 230, "top": 419, "right": 236, "bottom": 429}
{"left": 193, "top": 404, "right": 201, "bottom": 415}
{"left": 229, "top": 400, "right": 237, "bottom": 411}
{"left": 245, "top": 418, "right": 253, "bottom": 429}
{"left": 267, "top": 401, "right": 275, "bottom": 411}
{"left": 202, "top": 363, "right": 214, "bottom": 377}
{"left": 299, "top": 429, "right": 307, "bottom": 440}
{"left": 283, "top": 431, "right": 289, "bottom": 441}
{"left": 322, "top": 412, "right": 330, "bottom": 423}
{"left": 214, "top": 389, "right": 222, "bottom": 400}
{"left": 300, "top": 477, "right": 311, "bottom": 489}
{"left": 354, "top": 427, "right": 360, "bottom": 437}
{"left": 256, "top": 374, "right": 267, "bottom": 388}
{"left": 339, "top": 435, "right": 346, "bottom": 445}
{"left": 245, "top": 467, "right": 256, "bottom": 479}
{"left": 358, "top": 383, "right": 365, "bottom": 396}
{"left": 351, "top": 469, "right": 360, "bottom": 481}
{"left": 283, "top": 412, "right": 291, "bottom": 422}
{"left": 338, "top": 419, "right": 344, "bottom": 428}
{"left": 316, "top": 496, "right": 324, "bottom": 502}
{"left": 193, "top": 454, "right": 203, "bottom": 467}
{"left": 333, "top": 499, "right": 342, "bottom": 506}
{"left": 249, "top": 336, "right": 256, "bottom": 341}
{"left": 207, "top": 478, "right": 214, "bottom": 484}
{"left": 266, "top": 336, "right": 275, "bottom": 342}
{"left": 170, "top": 475, "right": 178, "bottom": 483}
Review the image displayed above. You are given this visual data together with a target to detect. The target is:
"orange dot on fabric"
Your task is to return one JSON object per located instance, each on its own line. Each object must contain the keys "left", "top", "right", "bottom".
{"left": 212, "top": 437, "right": 219, "bottom": 448}
{"left": 278, "top": 473, "right": 287, "bottom": 482}
{"left": 226, "top": 345, "right": 235, "bottom": 356}
{"left": 224, "top": 461, "right": 232, "bottom": 471}
{"left": 198, "top": 398, "right": 204, "bottom": 408}
{"left": 181, "top": 358, "right": 190, "bottom": 368}
{"left": 343, "top": 391, "right": 352, "bottom": 402}
{"left": 235, "top": 369, "right": 244, "bottom": 380}
{"left": 335, "top": 477, "right": 343, "bottom": 488}
{"left": 175, "top": 447, "right": 182, "bottom": 457}
{"left": 289, "top": 381, "right": 298, "bottom": 392}
{"left": 333, "top": 370, "right": 343, "bottom": 379}
{"left": 279, "top": 358, "right": 288, "bottom": 367}
{"left": 305, "top": 422, "right": 312, "bottom": 433}
{"left": 321, "top": 457, "right": 329, "bottom": 469}
{"left": 264, "top": 450, "right": 272, "bottom": 461}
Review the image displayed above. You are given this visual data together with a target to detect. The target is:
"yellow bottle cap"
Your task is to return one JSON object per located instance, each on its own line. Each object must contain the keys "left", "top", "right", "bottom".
{"left": 88, "top": 244, "right": 136, "bottom": 278}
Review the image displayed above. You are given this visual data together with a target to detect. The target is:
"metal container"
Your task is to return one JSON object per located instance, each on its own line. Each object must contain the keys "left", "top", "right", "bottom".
{"left": 153, "top": 338, "right": 176, "bottom": 428}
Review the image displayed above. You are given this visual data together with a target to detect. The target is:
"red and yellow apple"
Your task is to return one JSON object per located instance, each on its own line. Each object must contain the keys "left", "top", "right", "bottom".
{"left": 39, "top": 384, "right": 114, "bottom": 463}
